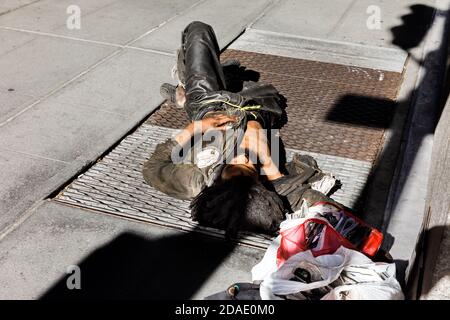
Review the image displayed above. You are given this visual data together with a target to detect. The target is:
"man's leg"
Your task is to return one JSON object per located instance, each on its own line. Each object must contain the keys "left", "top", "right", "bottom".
{"left": 179, "top": 21, "right": 227, "bottom": 120}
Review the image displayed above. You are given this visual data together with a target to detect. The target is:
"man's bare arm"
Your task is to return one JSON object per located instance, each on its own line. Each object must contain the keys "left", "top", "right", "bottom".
{"left": 242, "top": 120, "right": 284, "bottom": 181}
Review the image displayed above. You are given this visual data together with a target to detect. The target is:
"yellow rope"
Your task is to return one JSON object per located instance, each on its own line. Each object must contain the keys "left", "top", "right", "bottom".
{"left": 201, "top": 99, "right": 261, "bottom": 111}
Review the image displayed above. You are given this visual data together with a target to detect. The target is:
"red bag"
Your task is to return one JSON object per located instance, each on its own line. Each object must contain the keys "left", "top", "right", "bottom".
{"left": 276, "top": 202, "right": 383, "bottom": 267}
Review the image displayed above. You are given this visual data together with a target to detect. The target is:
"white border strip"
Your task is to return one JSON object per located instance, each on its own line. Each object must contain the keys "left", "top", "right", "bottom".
{"left": 230, "top": 28, "right": 407, "bottom": 72}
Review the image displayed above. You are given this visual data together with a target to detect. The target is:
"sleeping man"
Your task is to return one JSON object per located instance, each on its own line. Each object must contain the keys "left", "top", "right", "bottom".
{"left": 143, "top": 22, "right": 335, "bottom": 236}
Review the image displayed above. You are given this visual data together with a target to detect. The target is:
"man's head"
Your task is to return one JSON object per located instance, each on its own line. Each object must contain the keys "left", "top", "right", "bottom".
{"left": 220, "top": 159, "right": 257, "bottom": 181}
{"left": 220, "top": 144, "right": 260, "bottom": 180}
{"left": 190, "top": 174, "right": 285, "bottom": 236}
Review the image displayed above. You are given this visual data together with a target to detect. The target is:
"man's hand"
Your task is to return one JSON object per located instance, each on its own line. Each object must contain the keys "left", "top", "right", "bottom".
{"left": 174, "top": 114, "right": 236, "bottom": 146}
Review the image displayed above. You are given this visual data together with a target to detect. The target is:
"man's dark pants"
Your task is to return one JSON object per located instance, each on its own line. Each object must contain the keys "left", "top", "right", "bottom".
{"left": 178, "top": 21, "right": 227, "bottom": 121}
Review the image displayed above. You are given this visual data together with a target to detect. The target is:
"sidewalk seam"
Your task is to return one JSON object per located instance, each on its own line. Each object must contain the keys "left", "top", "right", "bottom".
{"left": 126, "top": 0, "right": 208, "bottom": 46}
{"left": 0, "top": 48, "right": 124, "bottom": 128}
{"left": 247, "top": 0, "right": 282, "bottom": 29}
{"left": 326, "top": 0, "right": 358, "bottom": 37}
{"left": 0, "top": 26, "right": 176, "bottom": 56}
{"left": 0, "top": 0, "right": 41, "bottom": 17}
{"left": 0, "top": 199, "right": 46, "bottom": 242}
{"left": 0, "top": 148, "right": 70, "bottom": 164}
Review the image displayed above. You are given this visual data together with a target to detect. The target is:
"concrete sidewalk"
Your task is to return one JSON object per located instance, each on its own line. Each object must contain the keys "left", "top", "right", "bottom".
{"left": 0, "top": 0, "right": 447, "bottom": 299}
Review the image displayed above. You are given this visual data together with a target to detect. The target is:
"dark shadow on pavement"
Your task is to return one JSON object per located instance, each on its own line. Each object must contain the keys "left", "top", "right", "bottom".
{"left": 326, "top": 4, "right": 447, "bottom": 285}
{"left": 326, "top": 94, "right": 399, "bottom": 227}
{"left": 391, "top": 4, "right": 436, "bottom": 52}
{"left": 40, "top": 230, "right": 236, "bottom": 300}
{"left": 327, "top": 95, "right": 396, "bottom": 130}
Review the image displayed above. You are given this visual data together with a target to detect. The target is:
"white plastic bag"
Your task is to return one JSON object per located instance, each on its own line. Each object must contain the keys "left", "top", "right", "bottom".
{"left": 252, "top": 235, "right": 281, "bottom": 281}
{"left": 259, "top": 246, "right": 404, "bottom": 300}
{"left": 251, "top": 215, "right": 332, "bottom": 281}
{"left": 322, "top": 281, "right": 404, "bottom": 300}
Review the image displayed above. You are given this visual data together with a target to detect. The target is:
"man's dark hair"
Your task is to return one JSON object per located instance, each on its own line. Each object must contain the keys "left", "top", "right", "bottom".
{"left": 190, "top": 175, "right": 285, "bottom": 237}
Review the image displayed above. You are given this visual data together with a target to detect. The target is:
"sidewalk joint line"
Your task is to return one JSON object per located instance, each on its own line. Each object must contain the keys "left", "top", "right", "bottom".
{"left": 0, "top": 48, "right": 124, "bottom": 127}
{"left": 0, "top": 34, "right": 39, "bottom": 59}
{"left": 123, "top": 45, "right": 175, "bottom": 56}
{"left": 0, "top": 25, "right": 126, "bottom": 48}
{"left": 247, "top": 0, "right": 283, "bottom": 29}
{"left": 326, "top": 0, "right": 358, "bottom": 37}
{"left": 126, "top": 0, "right": 208, "bottom": 46}
{"left": 0, "top": 148, "right": 70, "bottom": 164}
{"left": 0, "top": 0, "right": 41, "bottom": 17}
{"left": 0, "top": 199, "right": 46, "bottom": 241}
{"left": 0, "top": 26, "right": 175, "bottom": 56}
